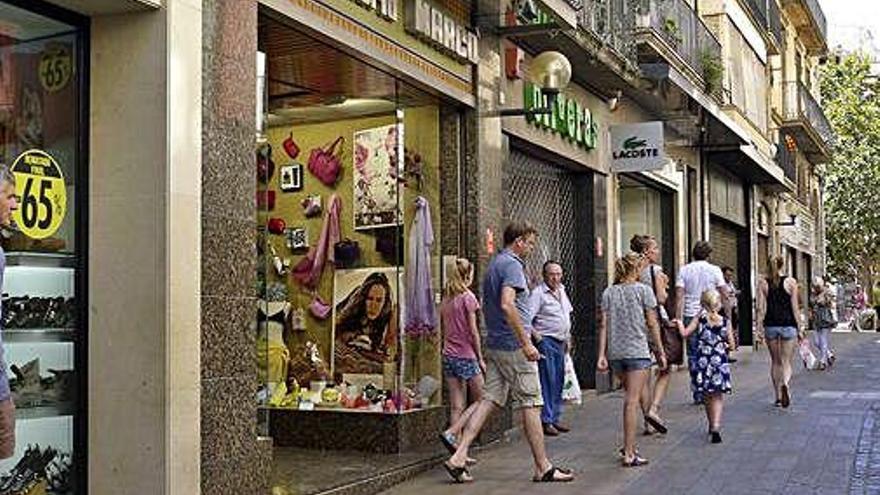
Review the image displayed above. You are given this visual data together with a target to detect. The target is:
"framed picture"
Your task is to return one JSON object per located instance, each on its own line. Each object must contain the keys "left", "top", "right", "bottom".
{"left": 285, "top": 227, "right": 308, "bottom": 251}
{"left": 353, "top": 124, "right": 403, "bottom": 230}
{"left": 280, "top": 164, "right": 303, "bottom": 192}
{"left": 331, "top": 267, "right": 404, "bottom": 377}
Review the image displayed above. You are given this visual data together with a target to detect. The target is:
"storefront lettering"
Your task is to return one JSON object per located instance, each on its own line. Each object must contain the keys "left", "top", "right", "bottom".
{"left": 523, "top": 83, "right": 598, "bottom": 150}
{"left": 405, "top": 0, "right": 479, "bottom": 64}
{"left": 350, "top": 0, "right": 398, "bottom": 21}
{"left": 609, "top": 122, "right": 666, "bottom": 172}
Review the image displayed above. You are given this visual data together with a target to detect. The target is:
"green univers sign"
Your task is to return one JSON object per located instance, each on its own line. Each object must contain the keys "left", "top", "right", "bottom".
{"left": 524, "top": 83, "right": 598, "bottom": 150}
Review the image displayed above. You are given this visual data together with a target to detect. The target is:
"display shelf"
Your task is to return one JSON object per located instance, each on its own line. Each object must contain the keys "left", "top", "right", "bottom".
{"left": 3, "top": 328, "right": 76, "bottom": 343}
{"left": 5, "top": 252, "right": 75, "bottom": 269}
{"left": 15, "top": 402, "right": 74, "bottom": 421}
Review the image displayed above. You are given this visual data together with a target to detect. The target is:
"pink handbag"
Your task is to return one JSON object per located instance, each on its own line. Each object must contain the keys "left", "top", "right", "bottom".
{"left": 308, "top": 137, "right": 344, "bottom": 186}
{"left": 309, "top": 295, "right": 332, "bottom": 320}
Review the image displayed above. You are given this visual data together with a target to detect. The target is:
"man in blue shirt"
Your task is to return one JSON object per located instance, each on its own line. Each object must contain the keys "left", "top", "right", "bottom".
{"left": 0, "top": 165, "right": 19, "bottom": 459}
{"left": 441, "top": 222, "right": 574, "bottom": 483}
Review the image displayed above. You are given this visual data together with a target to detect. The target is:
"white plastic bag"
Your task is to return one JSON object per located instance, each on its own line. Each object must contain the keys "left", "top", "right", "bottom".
{"left": 562, "top": 353, "right": 582, "bottom": 405}
{"left": 799, "top": 339, "right": 817, "bottom": 370}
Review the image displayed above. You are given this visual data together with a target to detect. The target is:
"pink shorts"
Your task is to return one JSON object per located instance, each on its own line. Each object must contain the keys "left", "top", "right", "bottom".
{"left": 0, "top": 399, "right": 15, "bottom": 459}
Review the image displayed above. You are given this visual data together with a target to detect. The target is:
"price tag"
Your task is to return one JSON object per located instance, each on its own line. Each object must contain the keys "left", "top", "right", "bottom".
{"left": 11, "top": 150, "right": 67, "bottom": 240}
{"left": 39, "top": 44, "right": 72, "bottom": 93}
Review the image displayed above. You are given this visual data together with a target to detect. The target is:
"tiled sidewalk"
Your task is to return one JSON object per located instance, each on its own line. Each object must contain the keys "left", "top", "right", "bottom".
{"left": 380, "top": 332, "right": 880, "bottom": 495}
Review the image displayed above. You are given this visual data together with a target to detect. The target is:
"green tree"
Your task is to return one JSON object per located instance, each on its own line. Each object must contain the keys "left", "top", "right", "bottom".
{"left": 820, "top": 52, "right": 880, "bottom": 285}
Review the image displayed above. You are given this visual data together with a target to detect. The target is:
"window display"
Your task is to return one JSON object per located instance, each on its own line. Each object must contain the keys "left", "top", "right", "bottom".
{"left": 0, "top": 2, "right": 85, "bottom": 493}
{"left": 256, "top": 19, "right": 447, "bottom": 416}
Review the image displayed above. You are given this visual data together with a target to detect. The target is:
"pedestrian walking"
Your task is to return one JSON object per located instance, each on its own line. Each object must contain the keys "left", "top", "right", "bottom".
{"left": 811, "top": 276, "right": 836, "bottom": 369}
{"left": 528, "top": 261, "right": 574, "bottom": 436}
{"left": 0, "top": 166, "right": 18, "bottom": 459}
{"left": 757, "top": 256, "right": 803, "bottom": 408}
{"left": 440, "top": 222, "right": 574, "bottom": 483}
{"left": 597, "top": 253, "right": 667, "bottom": 467}
{"left": 678, "top": 290, "right": 734, "bottom": 443}
{"left": 630, "top": 234, "right": 673, "bottom": 435}
{"left": 438, "top": 258, "right": 484, "bottom": 465}
{"left": 721, "top": 266, "right": 740, "bottom": 362}
{"left": 675, "top": 241, "right": 732, "bottom": 404}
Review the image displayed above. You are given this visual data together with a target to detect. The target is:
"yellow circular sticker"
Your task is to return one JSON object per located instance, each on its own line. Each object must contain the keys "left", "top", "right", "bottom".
{"left": 39, "top": 44, "right": 72, "bottom": 93}
{"left": 11, "top": 150, "right": 67, "bottom": 240}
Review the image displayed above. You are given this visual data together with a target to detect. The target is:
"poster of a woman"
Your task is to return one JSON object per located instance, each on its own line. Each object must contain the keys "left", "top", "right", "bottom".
{"left": 332, "top": 268, "right": 403, "bottom": 378}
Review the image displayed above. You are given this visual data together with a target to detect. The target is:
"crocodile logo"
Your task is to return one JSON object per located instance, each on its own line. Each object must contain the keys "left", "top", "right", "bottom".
{"left": 623, "top": 136, "right": 648, "bottom": 150}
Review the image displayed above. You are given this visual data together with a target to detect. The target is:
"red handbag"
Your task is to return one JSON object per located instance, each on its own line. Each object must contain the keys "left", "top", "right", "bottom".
{"left": 283, "top": 132, "right": 300, "bottom": 160}
{"left": 308, "top": 137, "right": 344, "bottom": 186}
{"left": 267, "top": 217, "right": 286, "bottom": 235}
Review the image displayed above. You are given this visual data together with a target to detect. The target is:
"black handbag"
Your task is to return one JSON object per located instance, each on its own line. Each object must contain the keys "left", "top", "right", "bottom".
{"left": 334, "top": 239, "right": 360, "bottom": 268}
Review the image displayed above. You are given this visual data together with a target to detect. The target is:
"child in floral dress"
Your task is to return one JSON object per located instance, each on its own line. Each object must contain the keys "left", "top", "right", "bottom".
{"left": 679, "top": 289, "right": 734, "bottom": 444}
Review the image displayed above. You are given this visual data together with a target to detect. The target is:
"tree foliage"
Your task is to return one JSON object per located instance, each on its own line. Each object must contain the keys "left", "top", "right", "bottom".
{"left": 820, "top": 53, "right": 880, "bottom": 283}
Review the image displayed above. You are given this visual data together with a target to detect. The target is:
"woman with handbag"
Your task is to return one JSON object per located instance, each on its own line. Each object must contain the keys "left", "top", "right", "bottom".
{"left": 811, "top": 276, "right": 837, "bottom": 370}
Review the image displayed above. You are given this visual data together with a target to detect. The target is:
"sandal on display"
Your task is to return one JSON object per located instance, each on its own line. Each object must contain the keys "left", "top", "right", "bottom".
{"left": 443, "top": 462, "right": 472, "bottom": 483}
{"left": 533, "top": 466, "right": 574, "bottom": 483}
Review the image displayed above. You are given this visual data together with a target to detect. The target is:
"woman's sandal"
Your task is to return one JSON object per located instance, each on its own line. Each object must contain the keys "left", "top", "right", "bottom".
{"left": 621, "top": 455, "right": 650, "bottom": 468}
{"left": 438, "top": 432, "right": 477, "bottom": 465}
{"left": 644, "top": 414, "right": 668, "bottom": 434}
{"left": 443, "top": 461, "right": 473, "bottom": 483}
{"left": 618, "top": 447, "right": 640, "bottom": 458}
{"left": 532, "top": 466, "right": 574, "bottom": 482}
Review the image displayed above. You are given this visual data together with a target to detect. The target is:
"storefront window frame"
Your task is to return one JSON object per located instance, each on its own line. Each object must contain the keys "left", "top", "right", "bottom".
{"left": 1, "top": 1, "right": 90, "bottom": 492}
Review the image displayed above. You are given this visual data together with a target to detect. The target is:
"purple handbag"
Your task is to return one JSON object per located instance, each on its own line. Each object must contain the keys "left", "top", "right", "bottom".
{"left": 308, "top": 137, "right": 344, "bottom": 186}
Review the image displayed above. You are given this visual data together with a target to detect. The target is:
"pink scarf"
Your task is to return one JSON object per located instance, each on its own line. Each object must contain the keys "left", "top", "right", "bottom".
{"left": 292, "top": 194, "right": 341, "bottom": 288}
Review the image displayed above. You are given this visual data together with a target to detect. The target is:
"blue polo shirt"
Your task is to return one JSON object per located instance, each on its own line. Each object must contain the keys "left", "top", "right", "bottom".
{"left": 483, "top": 249, "right": 531, "bottom": 351}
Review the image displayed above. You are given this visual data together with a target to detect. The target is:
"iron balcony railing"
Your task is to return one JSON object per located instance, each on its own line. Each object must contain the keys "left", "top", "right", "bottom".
{"left": 579, "top": 0, "right": 637, "bottom": 60}
{"left": 580, "top": 0, "right": 723, "bottom": 89}
{"left": 636, "top": 0, "right": 723, "bottom": 86}
{"left": 783, "top": 81, "right": 834, "bottom": 148}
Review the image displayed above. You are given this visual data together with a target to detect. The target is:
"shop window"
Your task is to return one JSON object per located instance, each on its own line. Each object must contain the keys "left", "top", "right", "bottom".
{"left": 256, "top": 17, "right": 453, "bottom": 423}
{"left": 0, "top": 1, "right": 85, "bottom": 491}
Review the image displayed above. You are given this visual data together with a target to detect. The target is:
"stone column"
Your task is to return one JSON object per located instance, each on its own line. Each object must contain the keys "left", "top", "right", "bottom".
{"left": 201, "top": 0, "right": 271, "bottom": 493}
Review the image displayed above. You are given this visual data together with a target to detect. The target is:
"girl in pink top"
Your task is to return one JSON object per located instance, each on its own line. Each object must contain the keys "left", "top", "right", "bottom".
{"left": 438, "top": 259, "right": 484, "bottom": 463}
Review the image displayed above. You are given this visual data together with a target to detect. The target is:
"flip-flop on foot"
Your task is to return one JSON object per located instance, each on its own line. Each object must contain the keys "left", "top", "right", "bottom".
{"left": 644, "top": 414, "right": 668, "bottom": 434}
{"left": 622, "top": 456, "right": 649, "bottom": 468}
{"left": 443, "top": 461, "right": 472, "bottom": 483}
{"left": 532, "top": 466, "right": 574, "bottom": 482}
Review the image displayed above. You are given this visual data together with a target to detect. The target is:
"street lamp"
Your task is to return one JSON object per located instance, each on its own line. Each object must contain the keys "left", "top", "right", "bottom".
{"left": 499, "top": 51, "right": 572, "bottom": 117}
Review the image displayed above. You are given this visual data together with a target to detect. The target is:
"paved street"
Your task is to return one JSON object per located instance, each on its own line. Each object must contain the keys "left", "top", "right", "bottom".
{"left": 381, "top": 331, "right": 880, "bottom": 495}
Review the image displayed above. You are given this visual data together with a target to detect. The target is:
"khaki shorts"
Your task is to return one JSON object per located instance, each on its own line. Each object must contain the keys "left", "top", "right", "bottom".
{"left": 483, "top": 348, "right": 543, "bottom": 409}
{"left": 0, "top": 399, "right": 15, "bottom": 459}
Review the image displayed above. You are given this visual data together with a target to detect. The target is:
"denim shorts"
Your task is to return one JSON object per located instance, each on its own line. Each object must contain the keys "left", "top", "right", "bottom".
{"left": 765, "top": 326, "right": 798, "bottom": 340}
{"left": 610, "top": 358, "right": 653, "bottom": 374}
{"left": 442, "top": 355, "right": 482, "bottom": 381}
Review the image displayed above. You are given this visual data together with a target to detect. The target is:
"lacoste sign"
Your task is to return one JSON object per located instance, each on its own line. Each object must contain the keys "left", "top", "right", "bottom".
{"left": 609, "top": 122, "right": 666, "bottom": 172}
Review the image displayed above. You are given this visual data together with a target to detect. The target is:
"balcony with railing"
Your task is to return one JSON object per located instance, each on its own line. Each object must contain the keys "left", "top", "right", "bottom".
{"left": 632, "top": 0, "right": 724, "bottom": 94}
{"left": 579, "top": 0, "right": 637, "bottom": 60}
{"left": 780, "top": 0, "right": 827, "bottom": 54}
{"left": 781, "top": 81, "right": 833, "bottom": 162}
{"left": 777, "top": 132, "right": 797, "bottom": 183}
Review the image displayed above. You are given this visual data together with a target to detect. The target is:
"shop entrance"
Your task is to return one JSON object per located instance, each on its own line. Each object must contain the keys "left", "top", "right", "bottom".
{"left": 258, "top": 10, "right": 470, "bottom": 493}
{"left": 503, "top": 147, "right": 597, "bottom": 387}
{"left": 710, "top": 216, "right": 752, "bottom": 344}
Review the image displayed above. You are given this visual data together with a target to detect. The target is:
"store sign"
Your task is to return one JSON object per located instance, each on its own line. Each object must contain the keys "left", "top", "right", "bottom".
{"left": 523, "top": 83, "right": 598, "bottom": 150}
{"left": 610, "top": 122, "right": 665, "bottom": 172}
{"left": 404, "top": 0, "right": 479, "bottom": 64}
{"left": 350, "top": 0, "right": 398, "bottom": 21}
{"left": 10, "top": 149, "right": 67, "bottom": 240}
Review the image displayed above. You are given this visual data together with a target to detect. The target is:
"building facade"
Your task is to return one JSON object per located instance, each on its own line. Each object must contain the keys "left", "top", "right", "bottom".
{"left": 0, "top": 0, "right": 831, "bottom": 494}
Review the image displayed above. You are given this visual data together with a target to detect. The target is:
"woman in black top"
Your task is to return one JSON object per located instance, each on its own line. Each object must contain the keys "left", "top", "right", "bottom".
{"left": 757, "top": 256, "right": 803, "bottom": 408}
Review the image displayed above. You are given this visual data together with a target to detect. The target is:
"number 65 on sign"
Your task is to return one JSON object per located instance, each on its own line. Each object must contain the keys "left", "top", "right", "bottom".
{"left": 10, "top": 149, "right": 67, "bottom": 240}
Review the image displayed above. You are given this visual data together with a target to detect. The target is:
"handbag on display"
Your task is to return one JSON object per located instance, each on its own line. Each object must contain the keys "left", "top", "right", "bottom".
{"left": 283, "top": 132, "right": 301, "bottom": 160}
{"left": 334, "top": 239, "right": 360, "bottom": 268}
{"left": 301, "top": 195, "right": 322, "bottom": 218}
{"left": 308, "top": 136, "right": 344, "bottom": 186}
{"left": 309, "top": 295, "right": 332, "bottom": 320}
{"left": 256, "top": 190, "right": 276, "bottom": 211}
{"left": 267, "top": 217, "right": 286, "bottom": 235}
{"left": 257, "top": 144, "right": 275, "bottom": 184}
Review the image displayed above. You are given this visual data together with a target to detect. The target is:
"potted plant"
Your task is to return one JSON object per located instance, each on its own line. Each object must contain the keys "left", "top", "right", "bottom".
{"left": 662, "top": 17, "right": 682, "bottom": 45}
{"left": 700, "top": 50, "right": 723, "bottom": 94}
